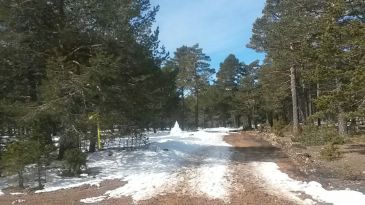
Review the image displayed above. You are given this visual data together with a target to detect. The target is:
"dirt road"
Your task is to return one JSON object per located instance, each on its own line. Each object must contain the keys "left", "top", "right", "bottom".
{"left": 0, "top": 132, "right": 310, "bottom": 205}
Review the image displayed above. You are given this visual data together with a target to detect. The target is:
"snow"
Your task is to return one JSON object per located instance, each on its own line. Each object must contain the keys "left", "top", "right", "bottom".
{"left": 3, "top": 128, "right": 363, "bottom": 204}
{"left": 106, "top": 172, "right": 178, "bottom": 201}
{"left": 25, "top": 130, "right": 232, "bottom": 203}
{"left": 11, "top": 199, "right": 25, "bottom": 204}
{"left": 192, "top": 164, "right": 231, "bottom": 201}
{"left": 36, "top": 179, "right": 102, "bottom": 193}
{"left": 80, "top": 196, "right": 106, "bottom": 204}
{"left": 252, "top": 162, "right": 365, "bottom": 205}
{"left": 204, "top": 127, "right": 242, "bottom": 133}
{"left": 10, "top": 192, "right": 25, "bottom": 195}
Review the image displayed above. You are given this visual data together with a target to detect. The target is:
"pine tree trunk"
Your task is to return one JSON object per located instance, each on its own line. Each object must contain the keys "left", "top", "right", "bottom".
{"left": 18, "top": 170, "right": 24, "bottom": 188}
{"left": 317, "top": 83, "right": 321, "bottom": 126}
{"left": 237, "top": 115, "right": 241, "bottom": 128}
{"left": 290, "top": 66, "right": 299, "bottom": 136}
{"left": 252, "top": 106, "right": 257, "bottom": 129}
{"left": 336, "top": 79, "right": 346, "bottom": 137}
{"left": 247, "top": 115, "right": 252, "bottom": 130}
{"left": 58, "top": 135, "right": 66, "bottom": 160}
{"left": 338, "top": 111, "right": 346, "bottom": 137}
{"left": 37, "top": 161, "right": 43, "bottom": 189}
{"left": 181, "top": 88, "right": 185, "bottom": 130}
{"left": 308, "top": 89, "right": 312, "bottom": 116}
{"left": 89, "top": 125, "right": 97, "bottom": 153}
{"left": 195, "top": 89, "right": 199, "bottom": 129}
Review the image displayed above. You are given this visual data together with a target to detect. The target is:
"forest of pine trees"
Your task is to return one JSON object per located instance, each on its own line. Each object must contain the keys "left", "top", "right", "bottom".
{"left": 0, "top": 0, "right": 364, "bottom": 188}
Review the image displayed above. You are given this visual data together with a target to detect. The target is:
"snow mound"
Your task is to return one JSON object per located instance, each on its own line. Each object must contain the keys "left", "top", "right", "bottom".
{"left": 106, "top": 172, "right": 178, "bottom": 201}
{"left": 170, "top": 121, "right": 182, "bottom": 136}
{"left": 0, "top": 190, "right": 3, "bottom": 196}
{"left": 252, "top": 162, "right": 365, "bottom": 205}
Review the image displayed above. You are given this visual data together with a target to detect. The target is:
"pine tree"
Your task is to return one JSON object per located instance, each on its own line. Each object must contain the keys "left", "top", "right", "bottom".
{"left": 249, "top": 0, "right": 324, "bottom": 135}
{"left": 174, "top": 44, "right": 214, "bottom": 129}
{"left": 215, "top": 54, "right": 242, "bottom": 126}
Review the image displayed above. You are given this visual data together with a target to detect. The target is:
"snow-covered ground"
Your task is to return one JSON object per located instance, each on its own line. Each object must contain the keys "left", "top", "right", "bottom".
{"left": 1, "top": 128, "right": 364, "bottom": 205}
{"left": 204, "top": 127, "right": 242, "bottom": 133}
{"left": 252, "top": 162, "right": 365, "bottom": 205}
{"left": 35, "top": 130, "right": 232, "bottom": 203}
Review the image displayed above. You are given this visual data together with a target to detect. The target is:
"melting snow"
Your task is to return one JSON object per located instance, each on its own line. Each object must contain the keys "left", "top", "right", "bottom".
{"left": 27, "top": 130, "right": 232, "bottom": 203}
{"left": 11, "top": 199, "right": 25, "bottom": 204}
{"left": 80, "top": 196, "right": 106, "bottom": 204}
{"left": 252, "top": 162, "right": 365, "bottom": 205}
{"left": 193, "top": 164, "right": 231, "bottom": 201}
{"left": 10, "top": 192, "right": 25, "bottom": 195}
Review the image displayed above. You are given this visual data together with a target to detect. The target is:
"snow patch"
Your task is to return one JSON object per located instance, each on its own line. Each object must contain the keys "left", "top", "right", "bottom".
{"left": 0, "top": 190, "right": 4, "bottom": 196}
{"left": 204, "top": 127, "right": 241, "bottom": 133}
{"left": 10, "top": 192, "right": 25, "bottom": 195}
{"left": 78, "top": 130, "right": 232, "bottom": 203}
{"left": 0, "top": 129, "right": 231, "bottom": 203}
{"left": 191, "top": 164, "right": 231, "bottom": 201}
{"left": 11, "top": 199, "right": 25, "bottom": 204}
{"left": 36, "top": 179, "right": 102, "bottom": 193}
{"left": 80, "top": 196, "right": 107, "bottom": 204}
{"left": 253, "top": 162, "right": 365, "bottom": 205}
{"left": 106, "top": 172, "right": 178, "bottom": 201}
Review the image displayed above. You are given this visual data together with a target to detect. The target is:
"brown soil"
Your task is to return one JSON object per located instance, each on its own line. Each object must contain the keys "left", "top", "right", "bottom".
{"left": 258, "top": 131, "right": 365, "bottom": 193}
{"left": 225, "top": 132, "right": 302, "bottom": 205}
{"left": 225, "top": 132, "right": 305, "bottom": 179}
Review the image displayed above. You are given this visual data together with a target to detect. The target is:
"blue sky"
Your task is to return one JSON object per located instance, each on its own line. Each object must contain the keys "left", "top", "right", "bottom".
{"left": 150, "top": 0, "right": 266, "bottom": 70}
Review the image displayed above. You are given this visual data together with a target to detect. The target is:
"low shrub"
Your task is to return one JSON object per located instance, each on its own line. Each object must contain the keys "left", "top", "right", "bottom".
{"left": 296, "top": 125, "right": 344, "bottom": 146}
{"left": 63, "top": 148, "right": 87, "bottom": 176}
{"left": 272, "top": 119, "right": 287, "bottom": 137}
{"left": 320, "top": 144, "right": 341, "bottom": 161}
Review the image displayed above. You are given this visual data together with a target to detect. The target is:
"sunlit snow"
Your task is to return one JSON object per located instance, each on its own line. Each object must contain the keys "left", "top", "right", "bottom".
{"left": 252, "top": 162, "right": 365, "bottom": 205}
{"left": 31, "top": 130, "right": 232, "bottom": 203}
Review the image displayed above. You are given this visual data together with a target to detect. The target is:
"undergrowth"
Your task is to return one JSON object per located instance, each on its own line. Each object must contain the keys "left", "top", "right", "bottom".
{"left": 272, "top": 119, "right": 288, "bottom": 137}
{"left": 293, "top": 125, "right": 344, "bottom": 146}
{"left": 320, "top": 143, "right": 341, "bottom": 161}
